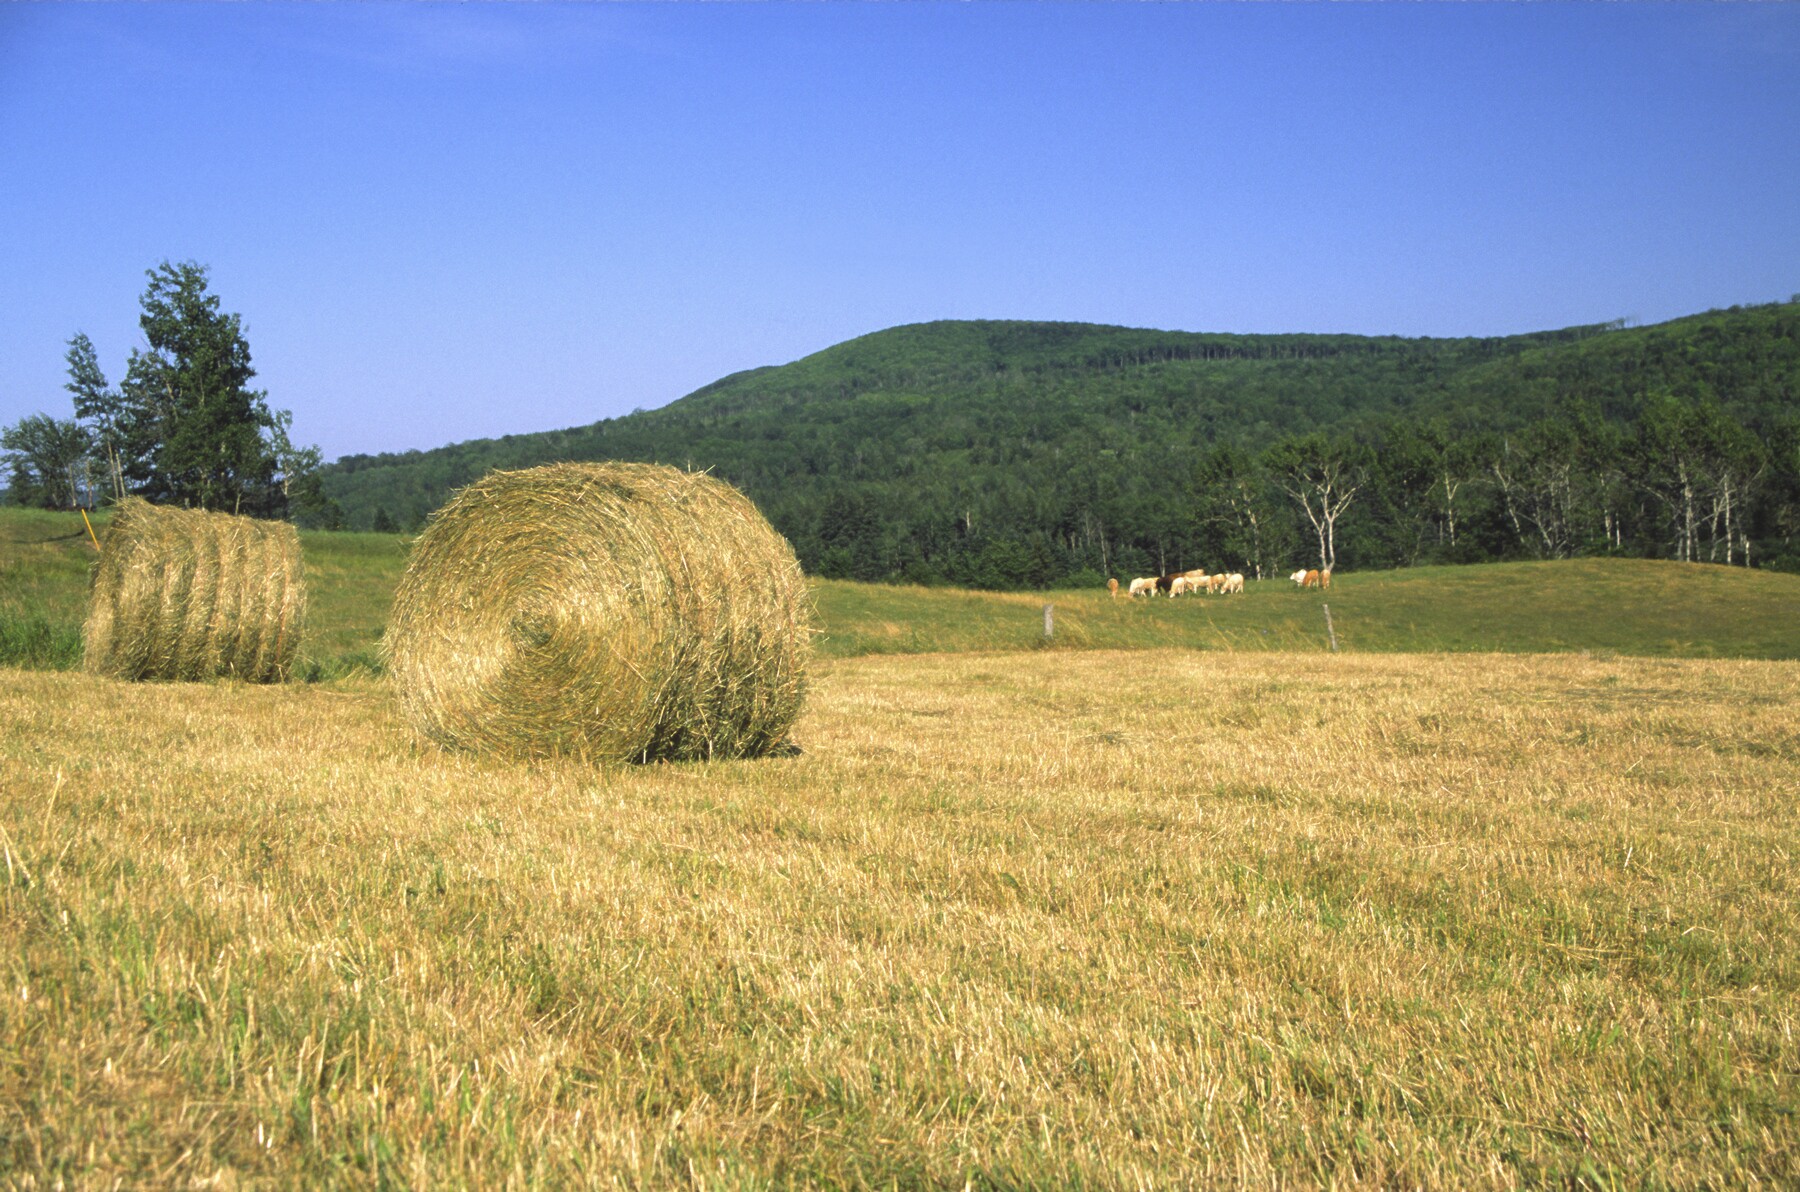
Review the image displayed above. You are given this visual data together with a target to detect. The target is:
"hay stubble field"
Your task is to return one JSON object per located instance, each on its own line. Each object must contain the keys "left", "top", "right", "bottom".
{"left": 3, "top": 508, "right": 1799, "bottom": 1184}
{"left": 3, "top": 642, "right": 1797, "bottom": 1186}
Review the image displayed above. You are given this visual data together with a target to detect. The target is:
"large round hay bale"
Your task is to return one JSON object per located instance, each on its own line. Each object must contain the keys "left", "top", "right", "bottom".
{"left": 385, "top": 462, "right": 813, "bottom": 763}
{"left": 82, "top": 497, "right": 307, "bottom": 683}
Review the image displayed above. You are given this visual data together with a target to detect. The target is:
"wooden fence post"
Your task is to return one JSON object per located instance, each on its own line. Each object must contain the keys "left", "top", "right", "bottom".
{"left": 1044, "top": 603, "right": 1054, "bottom": 640}
{"left": 1322, "top": 603, "right": 1338, "bottom": 652}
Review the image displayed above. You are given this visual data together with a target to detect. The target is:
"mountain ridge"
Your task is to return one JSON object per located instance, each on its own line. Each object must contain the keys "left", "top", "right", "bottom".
{"left": 318, "top": 301, "right": 1800, "bottom": 583}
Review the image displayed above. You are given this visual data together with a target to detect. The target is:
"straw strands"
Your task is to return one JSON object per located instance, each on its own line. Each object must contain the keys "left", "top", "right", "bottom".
{"left": 385, "top": 462, "right": 813, "bottom": 764}
{"left": 82, "top": 497, "right": 307, "bottom": 682}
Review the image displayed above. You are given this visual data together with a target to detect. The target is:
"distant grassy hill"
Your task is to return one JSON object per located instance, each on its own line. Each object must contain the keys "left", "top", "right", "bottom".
{"left": 8, "top": 509, "right": 1799, "bottom": 675}
{"left": 317, "top": 303, "right": 1800, "bottom": 587}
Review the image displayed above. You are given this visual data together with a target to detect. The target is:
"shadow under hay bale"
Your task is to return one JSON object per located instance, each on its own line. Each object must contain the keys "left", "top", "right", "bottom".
{"left": 82, "top": 498, "right": 307, "bottom": 683}
{"left": 385, "top": 462, "right": 814, "bottom": 764}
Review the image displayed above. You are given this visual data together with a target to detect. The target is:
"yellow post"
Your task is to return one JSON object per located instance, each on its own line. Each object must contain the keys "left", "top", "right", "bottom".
{"left": 80, "top": 508, "right": 101, "bottom": 550}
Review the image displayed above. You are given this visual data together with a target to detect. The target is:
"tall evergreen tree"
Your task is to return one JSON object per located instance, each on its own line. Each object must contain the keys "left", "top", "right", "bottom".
{"left": 119, "top": 261, "right": 281, "bottom": 514}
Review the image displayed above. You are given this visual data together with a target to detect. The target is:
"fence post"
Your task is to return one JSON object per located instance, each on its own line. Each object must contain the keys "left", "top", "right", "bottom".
{"left": 1322, "top": 603, "right": 1338, "bottom": 652}
{"left": 1044, "top": 603, "right": 1054, "bottom": 640}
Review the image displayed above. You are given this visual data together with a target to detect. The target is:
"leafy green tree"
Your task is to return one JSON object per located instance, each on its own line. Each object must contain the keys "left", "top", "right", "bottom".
{"left": 1566, "top": 409, "right": 1633, "bottom": 555}
{"left": 1410, "top": 419, "right": 1486, "bottom": 555}
{"left": 118, "top": 261, "right": 281, "bottom": 514}
{"left": 1633, "top": 395, "right": 1704, "bottom": 562}
{"left": 1688, "top": 401, "right": 1765, "bottom": 566}
{"left": 1192, "top": 444, "right": 1283, "bottom": 579}
{"left": 64, "top": 332, "right": 130, "bottom": 501}
{"left": 1632, "top": 394, "right": 1764, "bottom": 564}
{"left": 1264, "top": 432, "right": 1369, "bottom": 571}
{"left": 1360, "top": 420, "right": 1441, "bottom": 567}
{"left": 1757, "top": 420, "right": 1800, "bottom": 570}
{"left": 267, "top": 408, "right": 344, "bottom": 528}
{"left": 1, "top": 414, "right": 92, "bottom": 509}
{"left": 816, "top": 490, "right": 890, "bottom": 580}
{"left": 1486, "top": 417, "right": 1601, "bottom": 560}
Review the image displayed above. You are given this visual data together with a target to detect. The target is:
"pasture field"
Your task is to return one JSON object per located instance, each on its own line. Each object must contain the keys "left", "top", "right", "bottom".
{"left": 2, "top": 649, "right": 1797, "bottom": 1186}
{"left": 6, "top": 508, "right": 1800, "bottom": 674}
{"left": 815, "top": 558, "right": 1800, "bottom": 659}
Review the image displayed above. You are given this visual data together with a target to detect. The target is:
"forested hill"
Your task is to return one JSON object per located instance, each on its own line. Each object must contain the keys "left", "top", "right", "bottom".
{"left": 320, "top": 301, "right": 1800, "bottom": 585}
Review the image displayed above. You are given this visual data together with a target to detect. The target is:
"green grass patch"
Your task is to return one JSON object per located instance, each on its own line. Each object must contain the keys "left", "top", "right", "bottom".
{"left": 6, "top": 507, "right": 1800, "bottom": 672}
{"left": 292, "top": 526, "right": 411, "bottom": 675}
{"left": 0, "top": 509, "right": 411, "bottom": 676}
{"left": 0, "top": 508, "right": 102, "bottom": 670}
{"left": 816, "top": 557, "right": 1800, "bottom": 659}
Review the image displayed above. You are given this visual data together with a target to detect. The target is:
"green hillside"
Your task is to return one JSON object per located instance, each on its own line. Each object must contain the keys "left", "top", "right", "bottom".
{"left": 8, "top": 509, "right": 1799, "bottom": 676}
{"left": 319, "top": 303, "right": 1800, "bottom": 587}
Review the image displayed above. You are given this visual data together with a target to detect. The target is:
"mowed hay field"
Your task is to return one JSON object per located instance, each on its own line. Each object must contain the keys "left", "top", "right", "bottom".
{"left": 2, "top": 649, "right": 1797, "bottom": 1185}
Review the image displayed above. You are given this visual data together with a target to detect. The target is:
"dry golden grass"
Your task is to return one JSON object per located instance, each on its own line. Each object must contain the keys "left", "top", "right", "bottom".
{"left": 1, "top": 651, "right": 1796, "bottom": 1187}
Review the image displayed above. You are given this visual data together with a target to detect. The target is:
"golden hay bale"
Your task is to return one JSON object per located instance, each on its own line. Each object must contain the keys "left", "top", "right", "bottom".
{"left": 82, "top": 498, "right": 307, "bottom": 683}
{"left": 385, "top": 462, "right": 814, "bottom": 763}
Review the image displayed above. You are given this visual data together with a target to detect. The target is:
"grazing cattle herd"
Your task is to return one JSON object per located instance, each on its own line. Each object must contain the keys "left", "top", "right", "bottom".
{"left": 1107, "top": 566, "right": 1332, "bottom": 599}
{"left": 1113, "top": 568, "right": 1264, "bottom": 598}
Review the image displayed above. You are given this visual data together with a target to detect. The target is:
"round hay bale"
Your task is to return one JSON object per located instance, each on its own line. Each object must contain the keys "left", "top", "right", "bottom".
{"left": 82, "top": 498, "right": 307, "bottom": 683}
{"left": 385, "top": 462, "right": 813, "bottom": 763}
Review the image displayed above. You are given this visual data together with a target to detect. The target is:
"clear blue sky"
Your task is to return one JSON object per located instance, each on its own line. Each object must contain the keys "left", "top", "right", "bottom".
{"left": 3, "top": 3, "right": 1796, "bottom": 461}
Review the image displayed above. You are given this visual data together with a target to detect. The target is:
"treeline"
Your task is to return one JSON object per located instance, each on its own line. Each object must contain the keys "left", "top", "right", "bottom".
{"left": 782, "top": 394, "right": 1795, "bottom": 591}
{"left": 318, "top": 302, "right": 1800, "bottom": 585}
{"left": 1, "top": 262, "right": 334, "bottom": 523}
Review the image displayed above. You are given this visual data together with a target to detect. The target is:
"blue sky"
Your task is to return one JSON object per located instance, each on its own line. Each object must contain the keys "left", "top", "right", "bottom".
{"left": 2, "top": 4, "right": 1796, "bottom": 461}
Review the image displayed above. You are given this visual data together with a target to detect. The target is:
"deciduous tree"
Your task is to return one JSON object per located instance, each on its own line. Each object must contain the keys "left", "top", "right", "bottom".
{"left": 1633, "top": 394, "right": 1764, "bottom": 565}
{"left": 1264, "top": 432, "right": 1369, "bottom": 571}
{"left": 64, "top": 332, "right": 129, "bottom": 501}
{"left": 1, "top": 414, "right": 92, "bottom": 509}
{"left": 1192, "top": 444, "right": 1283, "bottom": 579}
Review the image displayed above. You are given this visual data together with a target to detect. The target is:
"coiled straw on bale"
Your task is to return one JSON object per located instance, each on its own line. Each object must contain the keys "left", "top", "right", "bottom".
{"left": 82, "top": 497, "right": 307, "bottom": 682}
{"left": 385, "top": 462, "right": 814, "bottom": 764}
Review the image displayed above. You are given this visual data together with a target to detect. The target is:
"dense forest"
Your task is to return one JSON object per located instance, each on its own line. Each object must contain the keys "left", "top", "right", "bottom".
{"left": 321, "top": 301, "right": 1800, "bottom": 586}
